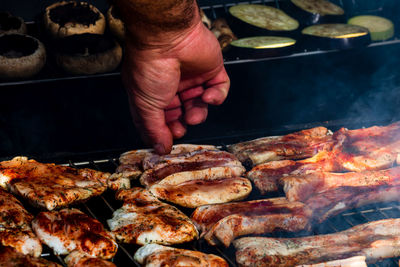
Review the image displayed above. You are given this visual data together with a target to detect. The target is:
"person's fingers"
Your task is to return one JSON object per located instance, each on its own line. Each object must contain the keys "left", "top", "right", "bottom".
{"left": 202, "top": 68, "right": 230, "bottom": 105}
{"left": 183, "top": 97, "right": 208, "bottom": 125}
{"left": 127, "top": 92, "right": 174, "bottom": 154}
{"left": 167, "top": 120, "right": 187, "bottom": 139}
{"left": 165, "top": 107, "right": 183, "bottom": 123}
{"left": 179, "top": 86, "right": 204, "bottom": 102}
{"left": 165, "top": 95, "right": 181, "bottom": 110}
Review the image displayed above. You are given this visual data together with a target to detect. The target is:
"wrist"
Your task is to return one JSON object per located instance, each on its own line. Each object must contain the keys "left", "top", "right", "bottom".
{"left": 117, "top": 0, "right": 201, "bottom": 49}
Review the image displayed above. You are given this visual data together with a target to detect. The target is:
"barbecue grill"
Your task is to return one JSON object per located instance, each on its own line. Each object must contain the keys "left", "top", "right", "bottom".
{"left": 1, "top": 0, "right": 400, "bottom": 266}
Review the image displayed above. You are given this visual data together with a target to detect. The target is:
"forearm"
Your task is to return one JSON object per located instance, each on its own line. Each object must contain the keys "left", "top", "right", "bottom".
{"left": 114, "top": 0, "right": 200, "bottom": 47}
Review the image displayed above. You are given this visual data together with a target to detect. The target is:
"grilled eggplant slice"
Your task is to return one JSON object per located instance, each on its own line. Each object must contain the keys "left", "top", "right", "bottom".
{"left": 228, "top": 4, "right": 299, "bottom": 37}
{"left": 348, "top": 15, "right": 394, "bottom": 41}
{"left": 226, "top": 36, "right": 296, "bottom": 59}
{"left": 301, "top": 23, "right": 371, "bottom": 50}
{"left": 284, "top": 0, "right": 345, "bottom": 25}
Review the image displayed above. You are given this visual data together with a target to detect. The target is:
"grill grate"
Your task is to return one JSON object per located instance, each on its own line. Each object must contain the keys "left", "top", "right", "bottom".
{"left": 34, "top": 157, "right": 400, "bottom": 266}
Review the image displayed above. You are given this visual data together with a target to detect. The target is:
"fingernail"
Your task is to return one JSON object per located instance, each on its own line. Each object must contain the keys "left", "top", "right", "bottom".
{"left": 154, "top": 143, "right": 166, "bottom": 155}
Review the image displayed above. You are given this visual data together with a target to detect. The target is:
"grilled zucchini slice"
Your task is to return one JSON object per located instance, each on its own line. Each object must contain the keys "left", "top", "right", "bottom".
{"left": 226, "top": 36, "right": 296, "bottom": 59}
{"left": 302, "top": 23, "right": 371, "bottom": 50}
{"left": 348, "top": 15, "right": 394, "bottom": 41}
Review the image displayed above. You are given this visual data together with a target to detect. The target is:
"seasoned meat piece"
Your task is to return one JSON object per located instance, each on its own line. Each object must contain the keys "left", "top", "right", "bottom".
{"left": 248, "top": 122, "right": 400, "bottom": 194}
{"left": 107, "top": 188, "right": 198, "bottom": 245}
{"left": 64, "top": 251, "right": 116, "bottom": 267}
{"left": 192, "top": 198, "right": 311, "bottom": 247}
{"left": 228, "top": 127, "right": 333, "bottom": 166}
{"left": 0, "top": 188, "right": 42, "bottom": 257}
{"left": 134, "top": 244, "right": 228, "bottom": 267}
{"left": 234, "top": 219, "right": 400, "bottom": 266}
{"left": 150, "top": 177, "right": 252, "bottom": 208}
{"left": 282, "top": 166, "right": 400, "bottom": 202}
{"left": 305, "top": 185, "right": 400, "bottom": 223}
{"left": 116, "top": 144, "right": 217, "bottom": 179}
{"left": 0, "top": 157, "right": 125, "bottom": 210}
{"left": 32, "top": 208, "right": 117, "bottom": 259}
{"left": 296, "top": 256, "right": 367, "bottom": 267}
{"left": 0, "top": 246, "right": 61, "bottom": 267}
{"left": 140, "top": 150, "right": 245, "bottom": 187}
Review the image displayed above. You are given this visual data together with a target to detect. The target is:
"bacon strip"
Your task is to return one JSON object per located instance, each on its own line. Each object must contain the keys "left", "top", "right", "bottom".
{"left": 234, "top": 219, "right": 400, "bottom": 266}
{"left": 228, "top": 127, "right": 333, "bottom": 166}
{"left": 248, "top": 122, "right": 400, "bottom": 194}
{"left": 282, "top": 166, "right": 400, "bottom": 202}
{"left": 191, "top": 198, "right": 311, "bottom": 247}
{"left": 140, "top": 150, "right": 245, "bottom": 187}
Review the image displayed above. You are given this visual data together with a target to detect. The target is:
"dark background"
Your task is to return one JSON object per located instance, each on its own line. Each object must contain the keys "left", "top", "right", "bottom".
{"left": 1, "top": 0, "right": 400, "bottom": 160}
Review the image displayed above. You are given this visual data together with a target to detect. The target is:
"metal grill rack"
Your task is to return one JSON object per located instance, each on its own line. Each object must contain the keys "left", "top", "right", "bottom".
{"left": 1, "top": 0, "right": 400, "bottom": 87}
{"left": 33, "top": 156, "right": 400, "bottom": 267}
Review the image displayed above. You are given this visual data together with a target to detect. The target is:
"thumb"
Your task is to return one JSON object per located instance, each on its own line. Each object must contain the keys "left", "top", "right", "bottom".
{"left": 128, "top": 93, "right": 173, "bottom": 154}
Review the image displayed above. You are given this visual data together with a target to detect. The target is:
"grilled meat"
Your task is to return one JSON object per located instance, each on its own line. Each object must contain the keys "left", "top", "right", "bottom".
{"left": 0, "top": 188, "right": 42, "bottom": 257}
{"left": 305, "top": 185, "right": 400, "bottom": 223}
{"left": 116, "top": 144, "right": 217, "bottom": 180}
{"left": 0, "top": 157, "right": 124, "bottom": 210}
{"left": 64, "top": 251, "right": 116, "bottom": 267}
{"left": 282, "top": 166, "right": 400, "bottom": 202}
{"left": 228, "top": 127, "right": 333, "bottom": 166}
{"left": 134, "top": 244, "right": 228, "bottom": 267}
{"left": 0, "top": 246, "right": 61, "bottom": 267}
{"left": 107, "top": 188, "right": 198, "bottom": 245}
{"left": 296, "top": 256, "right": 367, "bottom": 267}
{"left": 248, "top": 122, "right": 400, "bottom": 194}
{"left": 140, "top": 150, "right": 245, "bottom": 187}
{"left": 234, "top": 218, "right": 400, "bottom": 266}
{"left": 32, "top": 208, "right": 117, "bottom": 259}
{"left": 191, "top": 198, "right": 311, "bottom": 247}
{"left": 149, "top": 177, "right": 252, "bottom": 208}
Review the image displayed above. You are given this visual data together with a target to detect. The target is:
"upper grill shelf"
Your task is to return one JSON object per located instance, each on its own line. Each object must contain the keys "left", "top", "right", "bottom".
{"left": 0, "top": 0, "right": 398, "bottom": 87}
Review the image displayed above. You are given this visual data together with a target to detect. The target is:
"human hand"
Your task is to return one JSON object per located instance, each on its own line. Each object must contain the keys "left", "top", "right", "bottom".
{"left": 122, "top": 19, "right": 230, "bottom": 154}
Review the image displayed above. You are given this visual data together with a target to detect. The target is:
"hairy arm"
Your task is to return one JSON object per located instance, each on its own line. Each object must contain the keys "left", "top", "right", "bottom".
{"left": 114, "top": 0, "right": 230, "bottom": 154}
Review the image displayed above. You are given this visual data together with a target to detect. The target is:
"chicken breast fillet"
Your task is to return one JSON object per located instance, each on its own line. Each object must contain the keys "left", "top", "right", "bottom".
{"left": 107, "top": 188, "right": 198, "bottom": 245}
{"left": 149, "top": 177, "right": 252, "bottom": 208}
{"left": 116, "top": 144, "right": 217, "bottom": 180}
{"left": 0, "top": 246, "right": 61, "bottom": 267}
{"left": 32, "top": 208, "right": 117, "bottom": 259}
{"left": 0, "top": 188, "right": 42, "bottom": 257}
{"left": 0, "top": 157, "right": 127, "bottom": 210}
{"left": 64, "top": 251, "right": 116, "bottom": 267}
{"left": 134, "top": 244, "right": 228, "bottom": 267}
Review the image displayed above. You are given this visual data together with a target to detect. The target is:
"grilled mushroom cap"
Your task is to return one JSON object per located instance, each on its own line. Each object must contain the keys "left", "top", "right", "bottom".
{"left": 0, "top": 12, "right": 27, "bottom": 34}
{"left": 107, "top": 5, "right": 125, "bottom": 41}
{"left": 44, "top": 1, "right": 105, "bottom": 38}
{"left": 56, "top": 33, "right": 122, "bottom": 75}
{"left": 0, "top": 33, "right": 46, "bottom": 80}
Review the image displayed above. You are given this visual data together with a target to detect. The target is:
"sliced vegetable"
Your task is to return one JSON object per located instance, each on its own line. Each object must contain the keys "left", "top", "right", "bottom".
{"left": 301, "top": 23, "right": 371, "bottom": 49}
{"left": 348, "top": 15, "right": 394, "bottom": 41}
{"left": 291, "top": 0, "right": 344, "bottom": 16}
{"left": 231, "top": 36, "right": 296, "bottom": 49}
{"left": 226, "top": 36, "right": 297, "bottom": 59}
{"left": 228, "top": 4, "right": 299, "bottom": 37}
